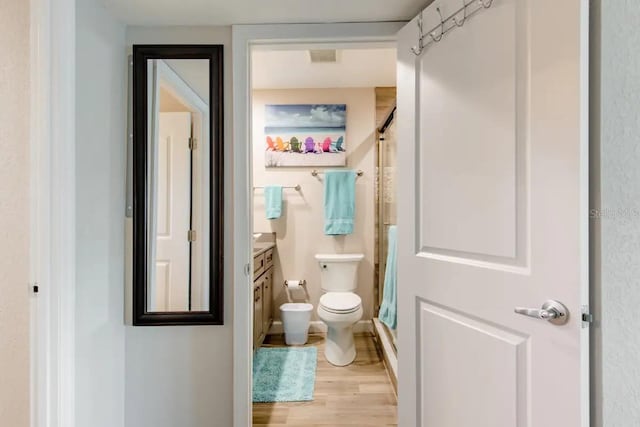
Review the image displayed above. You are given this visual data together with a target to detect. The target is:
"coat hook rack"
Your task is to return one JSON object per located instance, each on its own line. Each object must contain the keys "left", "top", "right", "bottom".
{"left": 410, "top": 0, "right": 494, "bottom": 57}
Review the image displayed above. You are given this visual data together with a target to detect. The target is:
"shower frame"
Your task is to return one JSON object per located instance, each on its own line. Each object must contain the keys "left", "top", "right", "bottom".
{"left": 373, "top": 89, "right": 399, "bottom": 391}
{"left": 374, "top": 91, "right": 397, "bottom": 316}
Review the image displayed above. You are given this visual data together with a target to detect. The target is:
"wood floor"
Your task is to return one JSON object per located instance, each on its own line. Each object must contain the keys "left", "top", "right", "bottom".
{"left": 253, "top": 334, "right": 398, "bottom": 427}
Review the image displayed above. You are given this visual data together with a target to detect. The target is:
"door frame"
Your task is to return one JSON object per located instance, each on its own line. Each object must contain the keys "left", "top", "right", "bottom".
{"left": 29, "top": 0, "right": 76, "bottom": 426}
{"left": 231, "top": 22, "right": 404, "bottom": 427}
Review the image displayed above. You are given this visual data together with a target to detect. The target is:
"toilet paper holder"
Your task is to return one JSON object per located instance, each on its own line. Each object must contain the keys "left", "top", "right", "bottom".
{"left": 284, "top": 279, "right": 311, "bottom": 303}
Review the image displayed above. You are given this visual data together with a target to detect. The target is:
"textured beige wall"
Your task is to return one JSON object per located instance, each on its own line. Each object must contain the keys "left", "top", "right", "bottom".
{"left": 590, "top": 1, "right": 640, "bottom": 425}
{"left": 0, "top": 0, "right": 30, "bottom": 425}
{"left": 253, "top": 88, "right": 376, "bottom": 321}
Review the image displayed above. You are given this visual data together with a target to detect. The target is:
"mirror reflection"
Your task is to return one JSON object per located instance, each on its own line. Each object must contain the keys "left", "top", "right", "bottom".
{"left": 146, "top": 59, "right": 210, "bottom": 312}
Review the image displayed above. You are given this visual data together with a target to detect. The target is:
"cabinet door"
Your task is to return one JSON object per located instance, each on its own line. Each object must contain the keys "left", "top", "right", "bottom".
{"left": 253, "top": 279, "right": 263, "bottom": 348}
{"left": 262, "top": 267, "right": 273, "bottom": 335}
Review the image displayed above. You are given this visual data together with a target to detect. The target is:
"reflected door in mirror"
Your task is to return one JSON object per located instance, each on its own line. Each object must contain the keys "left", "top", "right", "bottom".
{"left": 151, "top": 112, "right": 192, "bottom": 312}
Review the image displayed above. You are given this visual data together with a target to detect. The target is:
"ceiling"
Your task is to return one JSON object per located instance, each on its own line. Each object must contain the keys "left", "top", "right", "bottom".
{"left": 252, "top": 48, "right": 397, "bottom": 89}
{"left": 103, "top": 0, "right": 425, "bottom": 26}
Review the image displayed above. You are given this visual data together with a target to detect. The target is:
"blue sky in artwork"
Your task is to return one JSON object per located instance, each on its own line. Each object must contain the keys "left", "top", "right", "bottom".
{"left": 265, "top": 104, "right": 346, "bottom": 129}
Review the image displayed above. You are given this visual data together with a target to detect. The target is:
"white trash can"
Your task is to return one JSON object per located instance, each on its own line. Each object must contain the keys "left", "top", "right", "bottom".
{"left": 280, "top": 303, "right": 313, "bottom": 345}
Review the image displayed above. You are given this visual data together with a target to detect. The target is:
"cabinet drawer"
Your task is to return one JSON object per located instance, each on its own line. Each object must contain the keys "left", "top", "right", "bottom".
{"left": 264, "top": 249, "right": 274, "bottom": 270}
{"left": 253, "top": 253, "right": 265, "bottom": 279}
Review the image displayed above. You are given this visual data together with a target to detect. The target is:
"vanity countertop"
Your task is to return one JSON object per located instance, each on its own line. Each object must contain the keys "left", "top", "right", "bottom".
{"left": 252, "top": 242, "right": 275, "bottom": 257}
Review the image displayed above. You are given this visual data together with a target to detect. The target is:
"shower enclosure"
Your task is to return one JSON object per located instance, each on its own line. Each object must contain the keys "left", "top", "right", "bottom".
{"left": 373, "top": 87, "right": 398, "bottom": 386}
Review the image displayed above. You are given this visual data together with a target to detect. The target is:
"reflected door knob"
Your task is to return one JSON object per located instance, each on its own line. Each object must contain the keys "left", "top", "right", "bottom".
{"left": 514, "top": 300, "right": 569, "bottom": 325}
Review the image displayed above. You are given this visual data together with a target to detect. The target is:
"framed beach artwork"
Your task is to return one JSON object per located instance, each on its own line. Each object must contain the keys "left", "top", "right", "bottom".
{"left": 264, "top": 104, "right": 347, "bottom": 167}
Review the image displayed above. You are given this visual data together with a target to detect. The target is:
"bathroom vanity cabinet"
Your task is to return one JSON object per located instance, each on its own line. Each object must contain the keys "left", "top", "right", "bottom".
{"left": 253, "top": 247, "right": 274, "bottom": 349}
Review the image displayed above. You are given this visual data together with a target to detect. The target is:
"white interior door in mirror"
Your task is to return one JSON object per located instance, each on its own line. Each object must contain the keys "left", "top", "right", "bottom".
{"left": 153, "top": 112, "right": 192, "bottom": 312}
{"left": 396, "top": 0, "right": 590, "bottom": 425}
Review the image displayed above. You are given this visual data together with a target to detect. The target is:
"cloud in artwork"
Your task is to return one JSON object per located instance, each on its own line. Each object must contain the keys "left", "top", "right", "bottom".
{"left": 266, "top": 104, "right": 346, "bottom": 128}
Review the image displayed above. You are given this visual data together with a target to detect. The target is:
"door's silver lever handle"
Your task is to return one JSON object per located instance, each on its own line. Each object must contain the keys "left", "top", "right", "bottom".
{"left": 514, "top": 307, "right": 556, "bottom": 319}
{"left": 514, "top": 300, "right": 569, "bottom": 325}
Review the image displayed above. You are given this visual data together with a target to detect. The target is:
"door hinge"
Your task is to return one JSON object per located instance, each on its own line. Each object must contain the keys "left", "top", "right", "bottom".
{"left": 188, "top": 229, "right": 197, "bottom": 242}
{"left": 189, "top": 137, "right": 197, "bottom": 150}
{"left": 581, "top": 305, "right": 593, "bottom": 327}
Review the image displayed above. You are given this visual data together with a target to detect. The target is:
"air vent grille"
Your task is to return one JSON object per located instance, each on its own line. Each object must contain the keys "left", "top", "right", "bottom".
{"left": 308, "top": 49, "right": 337, "bottom": 63}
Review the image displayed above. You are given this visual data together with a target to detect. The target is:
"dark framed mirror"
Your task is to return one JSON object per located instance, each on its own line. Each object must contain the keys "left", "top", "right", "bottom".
{"left": 133, "top": 45, "right": 223, "bottom": 325}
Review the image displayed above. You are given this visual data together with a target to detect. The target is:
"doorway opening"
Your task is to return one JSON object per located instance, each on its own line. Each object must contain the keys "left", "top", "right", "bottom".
{"left": 248, "top": 42, "right": 398, "bottom": 426}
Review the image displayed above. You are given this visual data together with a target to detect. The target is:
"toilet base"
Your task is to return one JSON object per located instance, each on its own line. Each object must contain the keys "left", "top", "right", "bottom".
{"left": 317, "top": 305, "right": 363, "bottom": 366}
{"left": 325, "top": 325, "right": 356, "bottom": 366}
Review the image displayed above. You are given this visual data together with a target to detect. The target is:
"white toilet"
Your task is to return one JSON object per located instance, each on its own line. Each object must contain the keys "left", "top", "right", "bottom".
{"left": 315, "top": 253, "right": 364, "bottom": 366}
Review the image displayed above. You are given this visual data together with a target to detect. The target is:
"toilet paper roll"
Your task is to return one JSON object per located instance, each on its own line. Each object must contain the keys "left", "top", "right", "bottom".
{"left": 286, "top": 280, "right": 300, "bottom": 290}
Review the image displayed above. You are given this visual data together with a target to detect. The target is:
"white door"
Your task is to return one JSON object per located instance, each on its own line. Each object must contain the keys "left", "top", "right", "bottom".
{"left": 396, "top": 0, "right": 589, "bottom": 426}
{"left": 154, "top": 112, "right": 192, "bottom": 311}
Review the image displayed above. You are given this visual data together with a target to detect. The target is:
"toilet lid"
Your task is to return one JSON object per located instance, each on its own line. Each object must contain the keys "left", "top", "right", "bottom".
{"left": 319, "top": 292, "right": 361, "bottom": 313}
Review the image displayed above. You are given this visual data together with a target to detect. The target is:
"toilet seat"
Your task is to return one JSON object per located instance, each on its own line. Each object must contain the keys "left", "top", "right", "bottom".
{"left": 319, "top": 292, "right": 362, "bottom": 314}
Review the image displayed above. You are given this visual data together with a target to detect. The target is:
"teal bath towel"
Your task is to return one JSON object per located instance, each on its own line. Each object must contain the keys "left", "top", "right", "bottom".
{"left": 379, "top": 225, "right": 397, "bottom": 330}
{"left": 323, "top": 170, "right": 356, "bottom": 235}
{"left": 264, "top": 185, "right": 283, "bottom": 219}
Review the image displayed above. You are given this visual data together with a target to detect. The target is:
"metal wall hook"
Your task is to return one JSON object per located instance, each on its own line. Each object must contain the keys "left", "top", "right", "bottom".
{"left": 453, "top": 1, "right": 468, "bottom": 27}
{"left": 410, "top": 12, "right": 425, "bottom": 55}
{"left": 429, "top": 7, "right": 445, "bottom": 42}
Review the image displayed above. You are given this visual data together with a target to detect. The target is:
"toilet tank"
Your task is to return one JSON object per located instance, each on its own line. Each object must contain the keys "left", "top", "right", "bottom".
{"left": 315, "top": 253, "right": 364, "bottom": 292}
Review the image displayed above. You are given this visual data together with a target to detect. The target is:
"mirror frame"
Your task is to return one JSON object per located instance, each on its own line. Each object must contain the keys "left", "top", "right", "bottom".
{"left": 132, "top": 45, "right": 224, "bottom": 326}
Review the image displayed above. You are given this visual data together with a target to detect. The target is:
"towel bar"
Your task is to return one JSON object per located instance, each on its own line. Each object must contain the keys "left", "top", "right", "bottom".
{"left": 253, "top": 185, "right": 301, "bottom": 191}
{"left": 311, "top": 169, "right": 363, "bottom": 177}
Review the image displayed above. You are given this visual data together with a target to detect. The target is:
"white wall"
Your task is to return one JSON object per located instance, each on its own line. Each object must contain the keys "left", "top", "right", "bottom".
{"left": 252, "top": 88, "right": 376, "bottom": 321}
{"left": 252, "top": 48, "right": 396, "bottom": 89}
{"left": 124, "top": 26, "right": 234, "bottom": 427}
{"left": 590, "top": 1, "right": 640, "bottom": 425}
{"left": 0, "top": 0, "right": 30, "bottom": 425}
{"left": 75, "top": 0, "right": 127, "bottom": 425}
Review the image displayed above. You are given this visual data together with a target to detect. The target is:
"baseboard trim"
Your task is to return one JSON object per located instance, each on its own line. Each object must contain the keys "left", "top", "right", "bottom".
{"left": 268, "top": 319, "right": 374, "bottom": 335}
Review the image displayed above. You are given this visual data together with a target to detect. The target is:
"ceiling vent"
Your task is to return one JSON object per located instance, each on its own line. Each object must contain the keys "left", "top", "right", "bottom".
{"left": 308, "top": 49, "right": 337, "bottom": 63}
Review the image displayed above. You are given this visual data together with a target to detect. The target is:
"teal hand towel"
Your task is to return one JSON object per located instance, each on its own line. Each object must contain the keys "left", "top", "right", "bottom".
{"left": 379, "top": 225, "right": 398, "bottom": 330}
{"left": 323, "top": 170, "right": 356, "bottom": 235}
{"left": 265, "top": 185, "right": 283, "bottom": 219}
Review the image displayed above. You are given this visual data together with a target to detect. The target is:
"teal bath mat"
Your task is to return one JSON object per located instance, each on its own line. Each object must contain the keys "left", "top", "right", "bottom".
{"left": 253, "top": 347, "right": 317, "bottom": 403}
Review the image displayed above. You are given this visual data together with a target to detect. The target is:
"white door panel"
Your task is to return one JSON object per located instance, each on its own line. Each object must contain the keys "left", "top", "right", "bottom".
{"left": 418, "top": 0, "right": 520, "bottom": 261}
{"left": 416, "top": 0, "right": 528, "bottom": 266}
{"left": 397, "top": 0, "right": 589, "bottom": 425}
{"left": 419, "top": 301, "right": 528, "bottom": 426}
{"left": 154, "top": 112, "right": 192, "bottom": 312}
